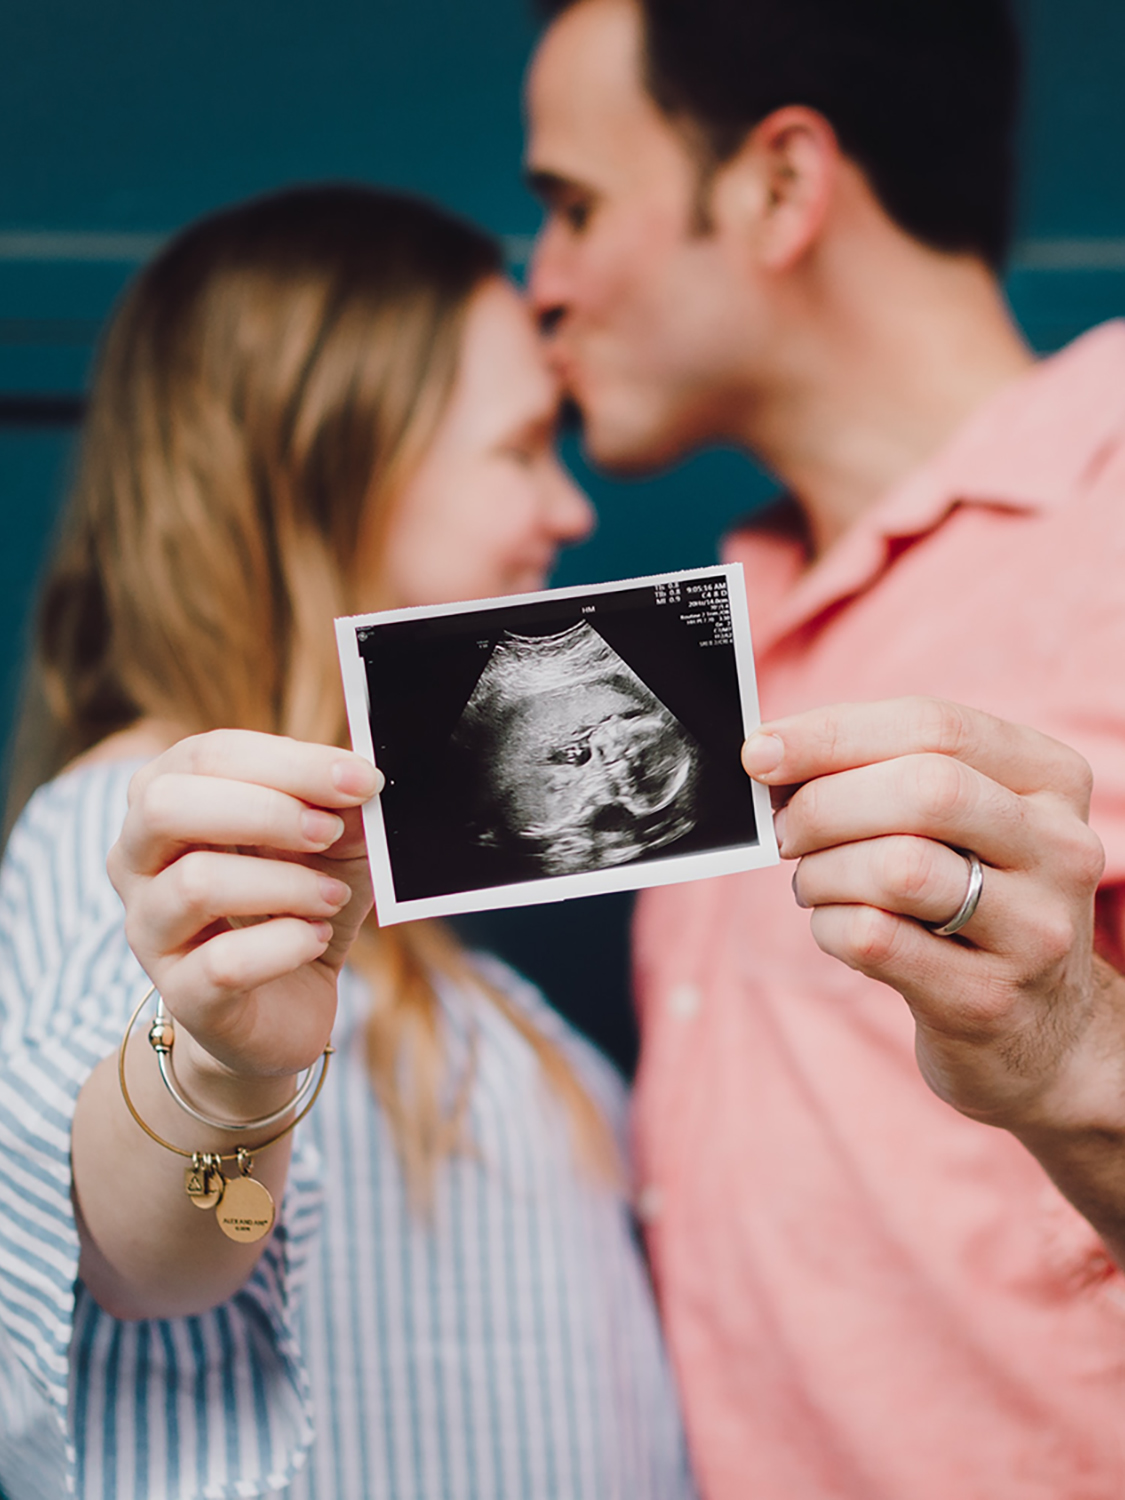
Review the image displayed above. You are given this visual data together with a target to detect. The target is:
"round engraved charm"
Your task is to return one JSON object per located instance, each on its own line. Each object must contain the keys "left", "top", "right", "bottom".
{"left": 215, "top": 1174, "right": 275, "bottom": 1243}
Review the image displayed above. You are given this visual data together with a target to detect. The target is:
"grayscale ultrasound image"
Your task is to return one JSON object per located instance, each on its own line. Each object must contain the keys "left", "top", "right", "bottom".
{"left": 355, "top": 572, "right": 760, "bottom": 906}
{"left": 452, "top": 622, "right": 702, "bottom": 875}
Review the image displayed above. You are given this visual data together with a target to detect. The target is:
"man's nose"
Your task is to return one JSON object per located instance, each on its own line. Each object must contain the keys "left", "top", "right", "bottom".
{"left": 527, "top": 228, "right": 568, "bottom": 335}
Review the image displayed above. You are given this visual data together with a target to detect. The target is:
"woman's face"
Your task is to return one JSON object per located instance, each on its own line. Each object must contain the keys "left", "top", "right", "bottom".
{"left": 374, "top": 277, "right": 595, "bottom": 608}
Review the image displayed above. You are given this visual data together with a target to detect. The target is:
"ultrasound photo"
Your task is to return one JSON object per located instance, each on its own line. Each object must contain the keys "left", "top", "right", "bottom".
{"left": 337, "top": 566, "right": 778, "bottom": 924}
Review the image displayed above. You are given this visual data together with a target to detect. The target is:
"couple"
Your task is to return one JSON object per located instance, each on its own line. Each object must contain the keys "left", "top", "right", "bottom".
{"left": 3, "top": 1, "right": 1125, "bottom": 1496}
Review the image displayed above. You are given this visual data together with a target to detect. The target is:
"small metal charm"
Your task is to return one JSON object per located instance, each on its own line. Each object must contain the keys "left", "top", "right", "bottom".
{"left": 148, "top": 1016, "right": 175, "bottom": 1053}
{"left": 215, "top": 1151, "right": 275, "bottom": 1244}
{"left": 184, "top": 1152, "right": 224, "bottom": 1210}
{"left": 118, "top": 986, "right": 333, "bottom": 1246}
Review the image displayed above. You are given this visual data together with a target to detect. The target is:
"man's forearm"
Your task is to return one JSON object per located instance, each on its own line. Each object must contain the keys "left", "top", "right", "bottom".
{"left": 1009, "top": 955, "right": 1125, "bottom": 1272}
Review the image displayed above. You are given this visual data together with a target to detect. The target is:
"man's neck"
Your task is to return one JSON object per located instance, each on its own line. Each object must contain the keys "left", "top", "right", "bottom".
{"left": 736, "top": 238, "right": 1034, "bottom": 560}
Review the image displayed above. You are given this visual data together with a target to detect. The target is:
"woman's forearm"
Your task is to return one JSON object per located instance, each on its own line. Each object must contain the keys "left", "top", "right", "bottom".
{"left": 75, "top": 733, "right": 379, "bottom": 1318}
{"left": 73, "top": 1035, "right": 297, "bottom": 1320}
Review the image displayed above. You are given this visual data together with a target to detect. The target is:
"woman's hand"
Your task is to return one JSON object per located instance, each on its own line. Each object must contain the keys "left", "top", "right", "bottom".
{"left": 77, "top": 732, "right": 379, "bottom": 1318}
{"left": 108, "top": 730, "right": 382, "bottom": 1099}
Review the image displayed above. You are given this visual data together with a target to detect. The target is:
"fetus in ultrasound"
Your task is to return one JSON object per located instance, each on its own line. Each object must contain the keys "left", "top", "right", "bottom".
{"left": 452, "top": 622, "right": 701, "bottom": 875}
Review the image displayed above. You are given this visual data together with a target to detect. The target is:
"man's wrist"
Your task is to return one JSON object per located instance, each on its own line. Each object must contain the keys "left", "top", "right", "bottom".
{"left": 993, "top": 959, "right": 1125, "bottom": 1144}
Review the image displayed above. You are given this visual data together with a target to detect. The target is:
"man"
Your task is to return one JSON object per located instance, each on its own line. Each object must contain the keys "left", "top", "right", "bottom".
{"left": 524, "top": 1, "right": 1125, "bottom": 1495}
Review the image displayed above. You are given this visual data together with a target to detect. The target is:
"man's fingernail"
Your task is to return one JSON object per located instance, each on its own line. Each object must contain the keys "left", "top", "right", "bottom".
{"left": 332, "top": 758, "right": 382, "bottom": 797}
{"left": 773, "top": 805, "right": 789, "bottom": 852}
{"left": 302, "top": 810, "right": 346, "bottom": 847}
{"left": 743, "top": 732, "right": 785, "bottom": 778}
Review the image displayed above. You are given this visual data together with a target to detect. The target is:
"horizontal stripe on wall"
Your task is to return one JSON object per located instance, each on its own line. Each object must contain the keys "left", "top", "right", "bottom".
{"left": 0, "top": 231, "right": 1124, "bottom": 271}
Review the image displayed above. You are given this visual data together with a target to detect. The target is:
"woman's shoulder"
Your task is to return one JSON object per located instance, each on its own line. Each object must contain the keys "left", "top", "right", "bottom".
{"left": 2, "top": 758, "right": 143, "bottom": 916}
{"left": 0, "top": 758, "right": 150, "bottom": 1050}
{"left": 9, "top": 756, "right": 139, "bottom": 845}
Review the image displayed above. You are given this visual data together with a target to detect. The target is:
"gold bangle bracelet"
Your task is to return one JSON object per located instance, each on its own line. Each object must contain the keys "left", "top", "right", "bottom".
{"left": 150, "top": 990, "right": 326, "bottom": 1133}
{"left": 117, "top": 982, "right": 332, "bottom": 1243}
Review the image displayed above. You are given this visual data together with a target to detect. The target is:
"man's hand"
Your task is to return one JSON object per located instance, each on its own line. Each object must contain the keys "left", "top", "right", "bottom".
{"left": 742, "top": 697, "right": 1125, "bottom": 1265}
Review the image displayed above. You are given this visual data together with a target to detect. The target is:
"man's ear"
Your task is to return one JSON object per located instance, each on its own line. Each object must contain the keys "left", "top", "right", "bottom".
{"left": 711, "top": 106, "right": 840, "bottom": 270}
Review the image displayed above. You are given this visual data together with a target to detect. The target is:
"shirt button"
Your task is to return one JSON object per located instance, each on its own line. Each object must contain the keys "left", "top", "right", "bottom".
{"left": 667, "top": 982, "right": 701, "bottom": 1019}
{"left": 636, "top": 1185, "right": 664, "bottom": 1223}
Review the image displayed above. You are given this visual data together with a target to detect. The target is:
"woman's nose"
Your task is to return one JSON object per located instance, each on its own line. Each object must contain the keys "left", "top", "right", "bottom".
{"left": 545, "top": 465, "right": 595, "bottom": 544}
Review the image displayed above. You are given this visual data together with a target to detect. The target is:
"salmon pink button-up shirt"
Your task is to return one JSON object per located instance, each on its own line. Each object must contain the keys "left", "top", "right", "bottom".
{"left": 634, "top": 322, "right": 1125, "bottom": 1500}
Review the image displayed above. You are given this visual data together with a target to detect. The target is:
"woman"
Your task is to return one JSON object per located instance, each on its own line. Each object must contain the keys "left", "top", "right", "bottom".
{"left": 0, "top": 186, "right": 695, "bottom": 1499}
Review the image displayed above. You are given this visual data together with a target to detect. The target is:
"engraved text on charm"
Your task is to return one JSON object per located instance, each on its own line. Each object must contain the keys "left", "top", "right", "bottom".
{"left": 216, "top": 1173, "right": 275, "bottom": 1244}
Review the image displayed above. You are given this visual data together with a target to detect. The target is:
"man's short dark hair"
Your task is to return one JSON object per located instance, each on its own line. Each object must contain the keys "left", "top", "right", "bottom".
{"left": 538, "top": 0, "right": 1021, "bottom": 269}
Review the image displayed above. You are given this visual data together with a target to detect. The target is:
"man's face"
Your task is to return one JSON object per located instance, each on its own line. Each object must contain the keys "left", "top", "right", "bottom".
{"left": 525, "top": 0, "right": 754, "bottom": 473}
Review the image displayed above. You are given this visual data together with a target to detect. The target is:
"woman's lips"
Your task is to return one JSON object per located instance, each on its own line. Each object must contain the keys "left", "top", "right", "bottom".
{"left": 545, "top": 344, "right": 584, "bottom": 402}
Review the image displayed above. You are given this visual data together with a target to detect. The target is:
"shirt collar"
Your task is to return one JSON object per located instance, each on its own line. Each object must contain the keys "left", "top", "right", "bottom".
{"left": 727, "top": 320, "right": 1125, "bottom": 653}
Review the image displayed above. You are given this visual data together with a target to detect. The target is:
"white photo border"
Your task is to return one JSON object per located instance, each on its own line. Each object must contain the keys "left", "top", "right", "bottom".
{"left": 336, "top": 562, "right": 779, "bottom": 925}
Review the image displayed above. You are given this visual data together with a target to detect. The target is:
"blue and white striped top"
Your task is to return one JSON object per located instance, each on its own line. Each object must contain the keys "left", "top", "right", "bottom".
{"left": 0, "top": 762, "right": 696, "bottom": 1499}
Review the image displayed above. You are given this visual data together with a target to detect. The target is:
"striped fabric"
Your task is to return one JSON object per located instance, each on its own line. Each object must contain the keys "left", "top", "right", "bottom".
{"left": 0, "top": 762, "right": 696, "bottom": 1499}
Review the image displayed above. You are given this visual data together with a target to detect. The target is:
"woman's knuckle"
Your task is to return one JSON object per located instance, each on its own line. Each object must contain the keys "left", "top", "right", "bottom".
{"left": 185, "top": 729, "right": 226, "bottom": 778}
{"left": 125, "top": 764, "right": 150, "bottom": 808}
{"left": 122, "top": 910, "right": 145, "bottom": 956}
{"left": 262, "top": 790, "right": 293, "bottom": 843}
{"left": 138, "top": 777, "right": 175, "bottom": 835}
{"left": 174, "top": 852, "right": 214, "bottom": 914}
{"left": 200, "top": 941, "right": 244, "bottom": 993}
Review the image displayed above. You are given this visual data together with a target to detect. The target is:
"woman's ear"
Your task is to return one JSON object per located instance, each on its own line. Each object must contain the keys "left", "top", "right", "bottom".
{"left": 711, "top": 105, "right": 841, "bottom": 271}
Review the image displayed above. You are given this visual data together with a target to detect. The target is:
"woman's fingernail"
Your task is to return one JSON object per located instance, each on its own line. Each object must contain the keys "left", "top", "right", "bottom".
{"left": 310, "top": 919, "right": 334, "bottom": 944}
{"left": 318, "top": 876, "right": 351, "bottom": 908}
{"left": 742, "top": 732, "right": 785, "bottom": 778}
{"left": 302, "top": 810, "right": 346, "bottom": 847}
{"left": 791, "top": 864, "right": 809, "bottom": 908}
{"left": 773, "top": 805, "right": 789, "bottom": 853}
{"left": 331, "top": 758, "right": 382, "bottom": 797}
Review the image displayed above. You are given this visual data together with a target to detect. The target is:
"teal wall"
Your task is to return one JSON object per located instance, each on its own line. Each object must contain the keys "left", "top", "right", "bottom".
{"left": 3, "top": 0, "right": 1124, "bottom": 1066}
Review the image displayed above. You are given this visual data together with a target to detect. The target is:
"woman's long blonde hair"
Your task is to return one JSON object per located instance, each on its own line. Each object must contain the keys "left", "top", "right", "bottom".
{"left": 10, "top": 185, "right": 613, "bottom": 1202}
